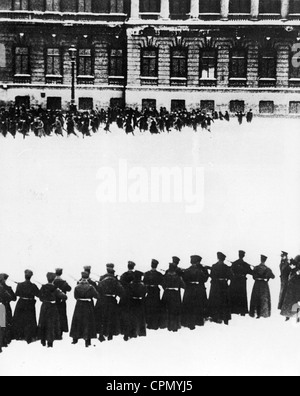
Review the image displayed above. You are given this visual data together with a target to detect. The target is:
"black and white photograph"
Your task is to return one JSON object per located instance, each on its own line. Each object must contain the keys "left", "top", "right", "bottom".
{"left": 0, "top": 0, "right": 300, "bottom": 378}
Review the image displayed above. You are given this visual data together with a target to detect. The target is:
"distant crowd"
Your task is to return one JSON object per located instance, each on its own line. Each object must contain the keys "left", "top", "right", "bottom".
{"left": 0, "top": 105, "right": 254, "bottom": 139}
{"left": 1, "top": 250, "right": 299, "bottom": 352}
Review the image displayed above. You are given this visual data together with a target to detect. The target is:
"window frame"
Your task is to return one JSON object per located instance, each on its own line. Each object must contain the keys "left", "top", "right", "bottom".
{"left": 14, "top": 46, "right": 30, "bottom": 76}
{"left": 200, "top": 48, "right": 217, "bottom": 80}
{"left": 170, "top": 47, "right": 188, "bottom": 79}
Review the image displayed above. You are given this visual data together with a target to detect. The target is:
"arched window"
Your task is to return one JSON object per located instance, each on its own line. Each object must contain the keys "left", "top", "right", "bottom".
{"left": 229, "top": 0, "right": 251, "bottom": 13}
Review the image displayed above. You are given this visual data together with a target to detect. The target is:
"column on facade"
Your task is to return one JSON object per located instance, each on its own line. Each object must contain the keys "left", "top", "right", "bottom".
{"left": 220, "top": 0, "right": 229, "bottom": 20}
{"left": 160, "top": 0, "right": 170, "bottom": 20}
{"left": 130, "top": 0, "right": 140, "bottom": 19}
{"left": 190, "top": 0, "right": 199, "bottom": 19}
{"left": 250, "top": 0, "right": 259, "bottom": 20}
{"left": 281, "top": 0, "right": 289, "bottom": 20}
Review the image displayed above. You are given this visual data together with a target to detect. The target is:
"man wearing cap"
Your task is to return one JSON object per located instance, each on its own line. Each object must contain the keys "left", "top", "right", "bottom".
{"left": 0, "top": 274, "right": 15, "bottom": 353}
{"left": 38, "top": 273, "right": 68, "bottom": 348}
{"left": 229, "top": 251, "right": 253, "bottom": 316}
{"left": 80, "top": 266, "right": 97, "bottom": 289}
{"left": 208, "top": 253, "right": 233, "bottom": 325}
{"left": 54, "top": 268, "right": 72, "bottom": 339}
{"left": 143, "top": 259, "right": 164, "bottom": 330}
{"left": 95, "top": 266, "right": 124, "bottom": 342}
{"left": 0, "top": 274, "right": 16, "bottom": 345}
{"left": 182, "top": 255, "right": 209, "bottom": 329}
{"left": 12, "top": 270, "right": 40, "bottom": 344}
{"left": 166, "top": 256, "right": 185, "bottom": 278}
{"left": 161, "top": 263, "right": 185, "bottom": 332}
{"left": 99, "top": 264, "right": 117, "bottom": 282}
{"left": 278, "top": 251, "right": 291, "bottom": 312}
{"left": 70, "top": 271, "right": 99, "bottom": 348}
{"left": 280, "top": 255, "right": 300, "bottom": 321}
{"left": 249, "top": 255, "right": 275, "bottom": 319}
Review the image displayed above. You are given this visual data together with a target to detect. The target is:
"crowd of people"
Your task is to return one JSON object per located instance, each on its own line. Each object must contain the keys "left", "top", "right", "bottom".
{"left": 0, "top": 105, "right": 254, "bottom": 138}
{"left": 2, "top": 249, "right": 298, "bottom": 353}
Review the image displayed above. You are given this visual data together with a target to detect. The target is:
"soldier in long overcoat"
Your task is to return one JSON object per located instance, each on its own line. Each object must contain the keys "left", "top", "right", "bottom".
{"left": 249, "top": 256, "right": 275, "bottom": 319}
{"left": 182, "top": 255, "right": 209, "bottom": 329}
{"left": 0, "top": 275, "right": 16, "bottom": 353}
{"left": 70, "top": 272, "right": 99, "bottom": 348}
{"left": 161, "top": 263, "right": 185, "bottom": 332}
{"left": 229, "top": 250, "right": 253, "bottom": 316}
{"left": 38, "top": 272, "right": 67, "bottom": 348}
{"left": 0, "top": 273, "right": 16, "bottom": 345}
{"left": 12, "top": 270, "right": 40, "bottom": 344}
{"left": 278, "top": 251, "right": 291, "bottom": 312}
{"left": 280, "top": 255, "right": 300, "bottom": 320}
{"left": 53, "top": 268, "right": 72, "bottom": 338}
{"left": 208, "top": 252, "right": 233, "bottom": 325}
{"left": 143, "top": 259, "right": 164, "bottom": 330}
{"left": 95, "top": 267, "right": 124, "bottom": 342}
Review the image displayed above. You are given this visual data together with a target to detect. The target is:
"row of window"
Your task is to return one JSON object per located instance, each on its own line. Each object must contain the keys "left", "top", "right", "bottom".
{"left": 7, "top": 0, "right": 300, "bottom": 15}
{"left": 14, "top": 46, "right": 300, "bottom": 84}
{"left": 14, "top": 95, "right": 300, "bottom": 114}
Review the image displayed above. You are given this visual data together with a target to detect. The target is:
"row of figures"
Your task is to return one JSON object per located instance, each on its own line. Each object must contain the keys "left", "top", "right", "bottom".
{"left": 2, "top": 250, "right": 298, "bottom": 352}
{"left": 0, "top": 105, "right": 254, "bottom": 139}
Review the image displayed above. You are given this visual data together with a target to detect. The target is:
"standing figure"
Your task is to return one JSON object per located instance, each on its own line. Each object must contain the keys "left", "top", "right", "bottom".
{"left": 95, "top": 266, "right": 124, "bottom": 342}
{"left": 246, "top": 109, "right": 253, "bottom": 123}
{"left": 79, "top": 266, "right": 98, "bottom": 289}
{"left": 70, "top": 271, "right": 99, "bottom": 348}
{"left": 249, "top": 255, "right": 275, "bottom": 319}
{"left": 278, "top": 251, "right": 291, "bottom": 312}
{"left": 127, "top": 271, "right": 147, "bottom": 340}
{"left": 12, "top": 270, "right": 40, "bottom": 344}
{"left": 120, "top": 261, "right": 140, "bottom": 341}
{"left": 0, "top": 274, "right": 15, "bottom": 353}
{"left": 280, "top": 255, "right": 300, "bottom": 321}
{"left": 0, "top": 274, "right": 16, "bottom": 345}
{"left": 208, "top": 252, "right": 233, "bottom": 325}
{"left": 166, "top": 256, "right": 185, "bottom": 278}
{"left": 143, "top": 259, "right": 164, "bottom": 330}
{"left": 182, "top": 255, "right": 209, "bottom": 329}
{"left": 38, "top": 273, "right": 67, "bottom": 348}
{"left": 161, "top": 263, "right": 185, "bottom": 332}
{"left": 53, "top": 268, "right": 72, "bottom": 339}
{"left": 229, "top": 250, "right": 253, "bottom": 316}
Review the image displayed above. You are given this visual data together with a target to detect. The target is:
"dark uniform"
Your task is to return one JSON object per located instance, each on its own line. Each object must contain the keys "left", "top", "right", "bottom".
{"left": 229, "top": 251, "right": 253, "bottom": 316}
{"left": 120, "top": 261, "right": 142, "bottom": 340}
{"left": 280, "top": 256, "right": 300, "bottom": 320}
{"left": 0, "top": 275, "right": 15, "bottom": 353}
{"left": 70, "top": 272, "right": 99, "bottom": 347}
{"left": 127, "top": 272, "right": 147, "bottom": 339}
{"left": 12, "top": 270, "right": 40, "bottom": 344}
{"left": 0, "top": 274, "right": 16, "bottom": 345}
{"left": 182, "top": 256, "right": 209, "bottom": 329}
{"left": 38, "top": 273, "right": 67, "bottom": 348}
{"left": 53, "top": 269, "right": 72, "bottom": 337}
{"left": 250, "top": 256, "right": 275, "bottom": 319}
{"left": 161, "top": 263, "right": 185, "bottom": 332}
{"left": 278, "top": 252, "right": 291, "bottom": 311}
{"left": 143, "top": 259, "right": 164, "bottom": 330}
{"left": 165, "top": 256, "right": 185, "bottom": 278}
{"left": 95, "top": 268, "right": 124, "bottom": 342}
{"left": 208, "top": 253, "right": 233, "bottom": 325}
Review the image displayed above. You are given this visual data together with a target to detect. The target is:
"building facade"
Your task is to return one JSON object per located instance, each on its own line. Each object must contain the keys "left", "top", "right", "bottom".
{"left": 0, "top": 0, "right": 300, "bottom": 115}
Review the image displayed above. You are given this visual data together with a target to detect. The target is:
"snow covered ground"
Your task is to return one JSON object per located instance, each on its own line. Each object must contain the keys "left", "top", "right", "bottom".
{"left": 0, "top": 116, "right": 300, "bottom": 376}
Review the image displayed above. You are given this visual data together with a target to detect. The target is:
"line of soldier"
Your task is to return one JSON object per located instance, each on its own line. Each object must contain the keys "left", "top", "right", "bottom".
{"left": 0, "top": 250, "right": 282, "bottom": 352}
{"left": 0, "top": 104, "right": 253, "bottom": 139}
